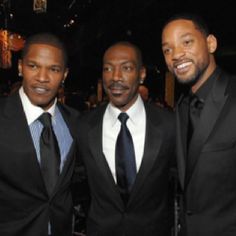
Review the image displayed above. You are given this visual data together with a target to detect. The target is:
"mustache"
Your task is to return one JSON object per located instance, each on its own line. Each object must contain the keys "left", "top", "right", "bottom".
{"left": 108, "top": 82, "right": 129, "bottom": 90}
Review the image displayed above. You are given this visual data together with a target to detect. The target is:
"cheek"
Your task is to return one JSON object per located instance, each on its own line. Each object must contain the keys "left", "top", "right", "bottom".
{"left": 22, "top": 77, "right": 32, "bottom": 89}
{"left": 195, "top": 51, "right": 210, "bottom": 67}
{"left": 164, "top": 56, "right": 172, "bottom": 66}
{"left": 50, "top": 76, "right": 64, "bottom": 87}
{"left": 103, "top": 77, "right": 112, "bottom": 89}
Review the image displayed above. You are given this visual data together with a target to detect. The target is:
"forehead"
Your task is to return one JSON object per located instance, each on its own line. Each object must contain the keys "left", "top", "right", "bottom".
{"left": 163, "top": 19, "right": 201, "bottom": 37}
{"left": 25, "top": 43, "right": 62, "bottom": 56}
{"left": 24, "top": 43, "right": 64, "bottom": 64}
{"left": 103, "top": 45, "right": 138, "bottom": 63}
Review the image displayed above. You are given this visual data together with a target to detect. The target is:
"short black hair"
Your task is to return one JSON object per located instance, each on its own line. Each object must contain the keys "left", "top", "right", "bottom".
{"left": 162, "top": 12, "right": 210, "bottom": 37}
{"left": 104, "top": 41, "right": 143, "bottom": 68}
{"left": 21, "top": 32, "right": 68, "bottom": 66}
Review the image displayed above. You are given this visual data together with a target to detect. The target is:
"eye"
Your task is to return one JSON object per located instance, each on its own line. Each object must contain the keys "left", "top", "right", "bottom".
{"left": 50, "top": 67, "right": 61, "bottom": 73}
{"left": 103, "top": 66, "right": 112, "bottom": 72}
{"left": 122, "top": 64, "right": 135, "bottom": 72}
{"left": 27, "top": 63, "right": 37, "bottom": 70}
{"left": 183, "top": 39, "right": 193, "bottom": 46}
{"left": 162, "top": 47, "right": 172, "bottom": 55}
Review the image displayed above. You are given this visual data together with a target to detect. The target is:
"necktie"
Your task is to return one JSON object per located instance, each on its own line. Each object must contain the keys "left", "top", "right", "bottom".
{"left": 39, "top": 112, "right": 61, "bottom": 195}
{"left": 188, "top": 95, "right": 204, "bottom": 144}
{"left": 115, "top": 113, "right": 136, "bottom": 203}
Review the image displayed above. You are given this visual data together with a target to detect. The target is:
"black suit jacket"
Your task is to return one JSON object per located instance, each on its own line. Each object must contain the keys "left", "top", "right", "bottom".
{"left": 77, "top": 102, "right": 175, "bottom": 236}
{"left": 177, "top": 68, "right": 236, "bottom": 236}
{"left": 0, "top": 92, "right": 80, "bottom": 236}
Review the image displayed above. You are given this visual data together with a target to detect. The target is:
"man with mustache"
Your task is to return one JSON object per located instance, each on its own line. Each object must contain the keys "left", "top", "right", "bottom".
{"left": 0, "top": 32, "right": 80, "bottom": 236}
{"left": 161, "top": 13, "right": 236, "bottom": 236}
{"left": 76, "top": 41, "right": 175, "bottom": 236}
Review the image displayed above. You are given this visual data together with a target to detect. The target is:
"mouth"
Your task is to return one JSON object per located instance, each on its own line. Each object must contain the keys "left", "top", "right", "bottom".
{"left": 174, "top": 61, "right": 193, "bottom": 74}
{"left": 108, "top": 83, "right": 128, "bottom": 96}
{"left": 32, "top": 86, "right": 50, "bottom": 95}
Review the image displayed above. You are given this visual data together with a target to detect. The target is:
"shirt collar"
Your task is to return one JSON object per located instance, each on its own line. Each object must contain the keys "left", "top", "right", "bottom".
{"left": 19, "top": 86, "right": 57, "bottom": 125}
{"left": 107, "top": 95, "right": 145, "bottom": 127}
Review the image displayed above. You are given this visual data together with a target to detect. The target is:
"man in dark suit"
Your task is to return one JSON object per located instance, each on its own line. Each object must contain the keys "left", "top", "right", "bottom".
{"left": 76, "top": 41, "right": 175, "bottom": 236}
{"left": 0, "top": 33, "right": 79, "bottom": 236}
{"left": 162, "top": 13, "right": 236, "bottom": 236}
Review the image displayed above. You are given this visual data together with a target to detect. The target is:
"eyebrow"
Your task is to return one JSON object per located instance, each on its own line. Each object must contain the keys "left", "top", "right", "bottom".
{"left": 162, "top": 32, "right": 194, "bottom": 47}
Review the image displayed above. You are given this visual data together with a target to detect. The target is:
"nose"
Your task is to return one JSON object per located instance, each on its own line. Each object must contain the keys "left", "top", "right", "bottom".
{"left": 112, "top": 67, "right": 122, "bottom": 81}
{"left": 37, "top": 68, "right": 49, "bottom": 82}
{"left": 172, "top": 46, "right": 185, "bottom": 60}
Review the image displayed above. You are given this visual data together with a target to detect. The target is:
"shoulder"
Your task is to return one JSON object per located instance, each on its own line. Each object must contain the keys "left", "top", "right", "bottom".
{"left": 58, "top": 102, "right": 80, "bottom": 117}
{"left": 219, "top": 69, "right": 236, "bottom": 96}
{"left": 79, "top": 103, "right": 107, "bottom": 124}
{"left": 145, "top": 103, "right": 175, "bottom": 134}
{"left": 145, "top": 102, "right": 175, "bottom": 122}
{"left": 80, "top": 103, "right": 107, "bottom": 119}
{"left": 0, "top": 93, "right": 21, "bottom": 116}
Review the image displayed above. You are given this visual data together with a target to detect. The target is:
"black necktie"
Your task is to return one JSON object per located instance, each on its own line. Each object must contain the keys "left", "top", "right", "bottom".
{"left": 188, "top": 95, "right": 204, "bottom": 143}
{"left": 39, "top": 112, "right": 61, "bottom": 195}
{"left": 115, "top": 113, "right": 137, "bottom": 202}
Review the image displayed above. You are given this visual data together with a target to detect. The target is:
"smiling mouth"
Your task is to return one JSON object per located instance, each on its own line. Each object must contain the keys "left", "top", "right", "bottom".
{"left": 174, "top": 61, "right": 192, "bottom": 74}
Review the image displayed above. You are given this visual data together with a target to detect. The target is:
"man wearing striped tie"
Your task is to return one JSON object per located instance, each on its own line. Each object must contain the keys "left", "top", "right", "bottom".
{"left": 0, "top": 32, "right": 80, "bottom": 236}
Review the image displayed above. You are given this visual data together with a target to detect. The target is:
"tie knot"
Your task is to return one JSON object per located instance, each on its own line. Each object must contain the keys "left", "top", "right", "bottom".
{"left": 118, "top": 112, "right": 129, "bottom": 124}
{"left": 39, "top": 112, "right": 52, "bottom": 128}
{"left": 189, "top": 94, "right": 204, "bottom": 110}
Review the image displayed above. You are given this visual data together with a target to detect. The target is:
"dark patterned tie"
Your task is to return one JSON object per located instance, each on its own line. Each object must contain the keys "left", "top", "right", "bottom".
{"left": 115, "top": 112, "right": 137, "bottom": 203}
{"left": 39, "top": 112, "right": 60, "bottom": 195}
{"left": 186, "top": 95, "right": 204, "bottom": 181}
{"left": 188, "top": 95, "right": 204, "bottom": 143}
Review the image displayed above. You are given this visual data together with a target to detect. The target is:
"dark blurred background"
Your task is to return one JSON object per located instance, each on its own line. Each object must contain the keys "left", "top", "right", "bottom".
{"left": 1, "top": 0, "right": 236, "bottom": 101}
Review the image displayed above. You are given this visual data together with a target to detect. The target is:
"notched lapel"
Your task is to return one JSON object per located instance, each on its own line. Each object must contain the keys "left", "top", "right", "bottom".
{"left": 186, "top": 75, "right": 229, "bottom": 185}
{"left": 51, "top": 140, "right": 76, "bottom": 197}
{"left": 128, "top": 114, "right": 163, "bottom": 205}
{"left": 88, "top": 121, "right": 107, "bottom": 175}
{"left": 3, "top": 93, "right": 48, "bottom": 195}
{"left": 176, "top": 96, "right": 188, "bottom": 188}
{"left": 88, "top": 115, "right": 124, "bottom": 209}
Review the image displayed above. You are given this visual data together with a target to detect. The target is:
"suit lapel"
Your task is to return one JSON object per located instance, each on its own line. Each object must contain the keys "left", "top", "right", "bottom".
{"left": 176, "top": 95, "right": 189, "bottom": 189}
{"left": 128, "top": 104, "right": 163, "bottom": 205}
{"left": 88, "top": 106, "right": 124, "bottom": 209}
{"left": 52, "top": 140, "right": 76, "bottom": 197}
{"left": 185, "top": 73, "right": 229, "bottom": 186}
{"left": 51, "top": 104, "right": 79, "bottom": 197}
{"left": 5, "top": 93, "right": 47, "bottom": 192}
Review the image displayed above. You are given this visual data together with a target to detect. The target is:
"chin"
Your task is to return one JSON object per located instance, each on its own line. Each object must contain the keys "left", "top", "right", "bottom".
{"left": 176, "top": 75, "right": 196, "bottom": 85}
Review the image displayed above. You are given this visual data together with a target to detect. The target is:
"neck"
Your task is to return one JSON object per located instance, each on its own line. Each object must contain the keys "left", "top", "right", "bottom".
{"left": 191, "top": 60, "right": 216, "bottom": 94}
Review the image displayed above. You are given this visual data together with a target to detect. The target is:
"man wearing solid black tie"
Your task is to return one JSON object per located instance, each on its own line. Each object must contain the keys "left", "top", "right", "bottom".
{"left": 161, "top": 13, "right": 236, "bottom": 236}
{"left": 76, "top": 41, "right": 175, "bottom": 236}
{"left": 0, "top": 33, "right": 80, "bottom": 236}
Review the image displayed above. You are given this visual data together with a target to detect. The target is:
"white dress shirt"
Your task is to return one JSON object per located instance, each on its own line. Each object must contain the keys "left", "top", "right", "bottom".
{"left": 102, "top": 95, "right": 146, "bottom": 182}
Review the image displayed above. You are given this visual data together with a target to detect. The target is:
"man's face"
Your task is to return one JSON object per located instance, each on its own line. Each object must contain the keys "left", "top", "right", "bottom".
{"left": 102, "top": 44, "right": 145, "bottom": 111}
{"left": 18, "top": 43, "right": 68, "bottom": 110}
{"left": 162, "top": 19, "right": 216, "bottom": 86}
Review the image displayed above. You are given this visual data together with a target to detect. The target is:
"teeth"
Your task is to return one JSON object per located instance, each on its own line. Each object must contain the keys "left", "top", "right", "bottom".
{"left": 176, "top": 62, "right": 192, "bottom": 69}
{"left": 35, "top": 87, "right": 47, "bottom": 93}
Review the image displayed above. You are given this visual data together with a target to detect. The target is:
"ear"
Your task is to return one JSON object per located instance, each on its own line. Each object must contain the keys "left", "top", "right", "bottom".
{"left": 139, "top": 66, "right": 146, "bottom": 83}
{"left": 18, "top": 59, "right": 23, "bottom": 76}
{"left": 63, "top": 68, "right": 69, "bottom": 81}
{"left": 207, "top": 34, "right": 217, "bottom": 53}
